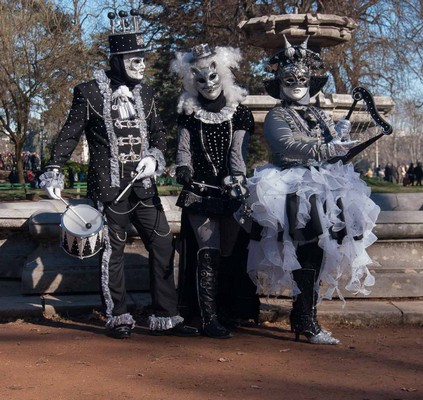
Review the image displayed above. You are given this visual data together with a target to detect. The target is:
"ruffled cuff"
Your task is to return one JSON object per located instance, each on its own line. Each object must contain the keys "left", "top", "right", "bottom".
{"left": 39, "top": 167, "right": 65, "bottom": 190}
{"left": 106, "top": 313, "right": 136, "bottom": 329}
{"left": 148, "top": 314, "right": 184, "bottom": 331}
{"left": 144, "top": 147, "right": 165, "bottom": 176}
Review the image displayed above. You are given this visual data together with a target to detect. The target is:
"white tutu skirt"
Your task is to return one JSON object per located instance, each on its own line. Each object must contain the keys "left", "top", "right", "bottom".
{"left": 246, "top": 161, "right": 380, "bottom": 300}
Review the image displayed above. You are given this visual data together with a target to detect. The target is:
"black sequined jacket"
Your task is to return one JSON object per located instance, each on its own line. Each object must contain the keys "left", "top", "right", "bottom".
{"left": 175, "top": 103, "right": 254, "bottom": 215}
{"left": 47, "top": 73, "right": 166, "bottom": 203}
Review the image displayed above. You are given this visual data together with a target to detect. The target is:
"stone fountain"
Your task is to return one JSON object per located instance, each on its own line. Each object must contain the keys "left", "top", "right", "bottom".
{"left": 238, "top": 13, "right": 357, "bottom": 50}
{"left": 238, "top": 13, "right": 394, "bottom": 125}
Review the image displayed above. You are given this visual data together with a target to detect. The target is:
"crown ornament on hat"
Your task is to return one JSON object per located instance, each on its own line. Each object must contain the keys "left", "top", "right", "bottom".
{"left": 191, "top": 43, "right": 214, "bottom": 60}
{"left": 108, "top": 9, "right": 147, "bottom": 55}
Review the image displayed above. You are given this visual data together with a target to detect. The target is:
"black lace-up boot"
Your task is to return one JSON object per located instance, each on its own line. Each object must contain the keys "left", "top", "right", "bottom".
{"left": 197, "top": 249, "right": 233, "bottom": 339}
{"left": 290, "top": 268, "right": 339, "bottom": 345}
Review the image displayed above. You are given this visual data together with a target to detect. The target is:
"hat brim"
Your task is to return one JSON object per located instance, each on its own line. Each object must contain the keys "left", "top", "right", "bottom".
{"left": 110, "top": 47, "right": 149, "bottom": 55}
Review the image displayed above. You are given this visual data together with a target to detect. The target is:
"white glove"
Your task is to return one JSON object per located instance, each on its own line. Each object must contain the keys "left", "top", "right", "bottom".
{"left": 135, "top": 156, "right": 157, "bottom": 180}
{"left": 328, "top": 139, "right": 359, "bottom": 157}
{"left": 46, "top": 186, "right": 62, "bottom": 200}
{"left": 334, "top": 119, "right": 352, "bottom": 141}
{"left": 39, "top": 168, "right": 64, "bottom": 199}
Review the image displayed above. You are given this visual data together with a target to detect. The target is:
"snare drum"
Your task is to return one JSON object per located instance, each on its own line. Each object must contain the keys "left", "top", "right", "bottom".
{"left": 60, "top": 204, "right": 104, "bottom": 259}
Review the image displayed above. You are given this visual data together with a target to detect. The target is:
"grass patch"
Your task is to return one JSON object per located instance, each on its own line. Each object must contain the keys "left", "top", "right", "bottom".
{"left": 362, "top": 177, "right": 423, "bottom": 193}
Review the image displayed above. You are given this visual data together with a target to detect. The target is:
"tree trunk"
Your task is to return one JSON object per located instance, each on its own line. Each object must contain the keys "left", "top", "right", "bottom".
{"left": 15, "top": 141, "right": 24, "bottom": 184}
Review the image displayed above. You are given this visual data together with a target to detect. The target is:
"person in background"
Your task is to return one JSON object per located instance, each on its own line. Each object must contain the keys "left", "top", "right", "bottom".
{"left": 68, "top": 167, "right": 75, "bottom": 189}
{"left": 414, "top": 161, "right": 422, "bottom": 186}
{"left": 407, "top": 163, "right": 415, "bottom": 186}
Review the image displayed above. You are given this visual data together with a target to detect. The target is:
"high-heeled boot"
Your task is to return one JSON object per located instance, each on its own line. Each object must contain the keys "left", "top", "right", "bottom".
{"left": 197, "top": 248, "right": 233, "bottom": 339}
{"left": 290, "top": 268, "right": 339, "bottom": 345}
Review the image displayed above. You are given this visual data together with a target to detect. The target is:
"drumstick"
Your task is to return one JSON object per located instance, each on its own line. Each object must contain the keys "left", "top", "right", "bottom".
{"left": 191, "top": 181, "right": 222, "bottom": 191}
{"left": 113, "top": 165, "right": 146, "bottom": 205}
{"left": 58, "top": 196, "right": 92, "bottom": 229}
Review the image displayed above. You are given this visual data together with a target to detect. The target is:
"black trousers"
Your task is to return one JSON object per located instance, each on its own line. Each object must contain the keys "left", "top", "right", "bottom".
{"left": 100, "top": 190, "right": 178, "bottom": 320}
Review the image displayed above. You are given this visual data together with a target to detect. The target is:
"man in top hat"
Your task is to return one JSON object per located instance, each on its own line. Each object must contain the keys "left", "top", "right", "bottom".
{"left": 40, "top": 10, "right": 198, "bottom": 339}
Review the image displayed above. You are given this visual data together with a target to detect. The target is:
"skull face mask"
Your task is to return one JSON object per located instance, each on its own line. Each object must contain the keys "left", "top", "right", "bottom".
{"left": 191, "top": 61, "right": 223, "bottom": 101}
{"left": 123, "top": 52, "right": 145, "bottom": 81}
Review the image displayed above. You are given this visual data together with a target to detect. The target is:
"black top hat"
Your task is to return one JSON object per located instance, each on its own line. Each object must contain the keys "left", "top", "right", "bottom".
{"left": 108, "top": 10, "right": 147, "bottom": 55}
{"left": 109, "top": 32, "right": 147, "bottom": 55}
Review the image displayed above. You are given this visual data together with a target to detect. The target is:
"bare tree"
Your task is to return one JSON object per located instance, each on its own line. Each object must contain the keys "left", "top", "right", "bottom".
{"left": 3, "top": 0, "right": 419, "bottom": 177}
{"left": 317, "top": 0, "right": 423, "bottom": 96}
{"left": 390, "top": 99, "right": 423, "bottom": 163}
{"left": 0, "top": 0, "right": 98, "bottom": 183}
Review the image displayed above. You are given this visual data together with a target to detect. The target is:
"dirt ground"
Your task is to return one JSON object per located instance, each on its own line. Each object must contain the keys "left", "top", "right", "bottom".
{"left": 0, "top": 316, "right": 422, "bottom": 400}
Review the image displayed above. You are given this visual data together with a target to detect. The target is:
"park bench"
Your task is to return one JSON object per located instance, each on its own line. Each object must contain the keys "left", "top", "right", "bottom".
{"left": 72, "top": 181, "right": 87, "bottom": 198}
{"left": 73, "top": 182, "right": 87, "bottom": 190}
{"left": 12, "top": 183, "right": 31, "bottom": 190}
{"left": 0, "top": 183, "right": 12, "bottom": 190}
{"left": 0, "top": 182, "right": 30, "bottom": 190}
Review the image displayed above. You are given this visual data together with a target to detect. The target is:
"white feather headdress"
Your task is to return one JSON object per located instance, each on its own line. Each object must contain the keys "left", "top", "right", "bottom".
{"left": 170, "top": 45, "right": 247, "bottom": 115}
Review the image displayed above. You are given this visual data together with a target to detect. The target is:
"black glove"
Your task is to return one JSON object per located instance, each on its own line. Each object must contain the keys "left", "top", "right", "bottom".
{"left": 222, "top": 174, "right": 249, "bottom": 200}
{"left": 176, "top": 166, "right": 193, "bottom": 185}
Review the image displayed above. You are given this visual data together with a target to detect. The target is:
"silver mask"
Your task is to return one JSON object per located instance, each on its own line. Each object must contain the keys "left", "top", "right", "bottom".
{"left": 278, "top": 63, "right": 310, "bottom": 101}
{"left": 191, "top": 61, "right": 223, "bottom": 100}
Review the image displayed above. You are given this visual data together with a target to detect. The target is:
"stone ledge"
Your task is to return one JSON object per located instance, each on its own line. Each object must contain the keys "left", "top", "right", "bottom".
{"left": 373, "top": 212, "right": 423, "bottom": 239}
{"left": 21, "top": 241, "right": 151, "bottom": 294}
{"left": 19, "top": 196, "right": 423, "bottom": 241}
{"left": 2, "top": 195, "right": 423, "bottom": 297}
{"left": 371, "top": 193, "right": 423, "bottom": 211}
{"left": 0, "top": 295, "right": 44, "bottom": 320}
{"left": 41, "top": 293, "right": 149, "bottom": 318}
{"left": 1, "top": 293, "right": 422, "bottom": 327}
{"left": 260, "top": 298, "right": 423, "bottom": 326}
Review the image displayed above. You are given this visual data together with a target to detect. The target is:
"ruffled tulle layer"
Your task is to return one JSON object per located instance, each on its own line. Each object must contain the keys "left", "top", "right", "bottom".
{"left": 246, "top": 161, "right": 380, "bottom": 300}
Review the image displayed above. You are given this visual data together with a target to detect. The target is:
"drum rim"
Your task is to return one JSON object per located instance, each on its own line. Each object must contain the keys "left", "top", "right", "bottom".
{"left": 61, "top": 243, "right": 103, "bottom": 259}
{"left": 61, "top": 204, "right": 104, "bottom": 237}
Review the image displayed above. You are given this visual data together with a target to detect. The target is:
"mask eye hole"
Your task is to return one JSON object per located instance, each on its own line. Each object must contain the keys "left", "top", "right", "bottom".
{"left": 282, "top": 77, "right": 296, "bottom": 86}
{"left": 198, "top": 78, "right": 206, "bottom": 84}
{"left": 209, "top": 73, "right": 217, "bottom": 80}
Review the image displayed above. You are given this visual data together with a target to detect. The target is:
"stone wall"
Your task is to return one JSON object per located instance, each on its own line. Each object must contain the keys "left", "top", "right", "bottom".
{"left": 0, "top": 194, "right": 422, "bottom": 298}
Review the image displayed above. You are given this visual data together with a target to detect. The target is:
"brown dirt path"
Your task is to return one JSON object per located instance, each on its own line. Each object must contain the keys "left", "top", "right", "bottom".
{"left": 0, "top": 318, "right": 422, "bottom": 400}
